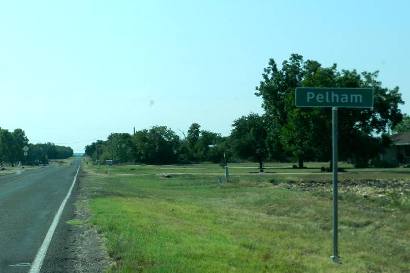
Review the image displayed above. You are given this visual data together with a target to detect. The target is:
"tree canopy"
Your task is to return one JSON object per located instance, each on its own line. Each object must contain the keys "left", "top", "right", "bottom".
{"left": 393, "top": 115, "right": 410, "bottom": 133}
{"left": 0, "top": 127, "right": 73, "bottom": 165}
{"left": 85, "top": 54, "right": 405, "bottom": 168}
{"left": 255, "top": 54, "right": 403, "bottom": 167}
{"left": 230, "top": 113, "right": 267, "bottom": 171}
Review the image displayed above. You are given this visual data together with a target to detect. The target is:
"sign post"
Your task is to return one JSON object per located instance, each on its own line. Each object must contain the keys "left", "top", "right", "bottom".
{"left": 22, "top": 145, "right": 29, "bottom": 165}
{"left": 331, "top": 107, "right": 339, "bottom": 262}
{"left": 295, "top": 87, "right": 374, "bottom": 263}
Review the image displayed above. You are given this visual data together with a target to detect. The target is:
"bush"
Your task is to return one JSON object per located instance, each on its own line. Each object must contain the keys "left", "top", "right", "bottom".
{"left": 354, "top": 159, "right": 370, "bottom": 168}
{"left": 269, "top": 178, "right": 280, "bottom": 185}
{"left": 370, "top": 158, "right": 399, "bottom": 168}
{"left": 321, "top": 166, "right": 345, "bottom": 172}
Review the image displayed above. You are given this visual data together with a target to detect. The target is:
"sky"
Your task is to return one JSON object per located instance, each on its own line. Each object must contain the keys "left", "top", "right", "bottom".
{"left": 0, "top": 0, "right": 409, "bottom": 152}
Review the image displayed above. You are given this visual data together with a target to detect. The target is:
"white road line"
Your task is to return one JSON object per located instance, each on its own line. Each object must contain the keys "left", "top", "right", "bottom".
{"left": 29, "top": 166, "right": 80, "bottom": 273}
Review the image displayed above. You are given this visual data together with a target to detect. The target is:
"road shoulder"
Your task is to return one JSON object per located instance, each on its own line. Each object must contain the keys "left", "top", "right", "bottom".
{"left": 41, "top": 169, "right": 112, "bottom": 273}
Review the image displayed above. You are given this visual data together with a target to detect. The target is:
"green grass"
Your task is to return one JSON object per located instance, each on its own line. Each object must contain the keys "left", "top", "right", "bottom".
{"left": 81, "top": 161, "right": 410, "bottom": 273}
{"left": 66, "top": 219, "right": 84, "bottom": 226}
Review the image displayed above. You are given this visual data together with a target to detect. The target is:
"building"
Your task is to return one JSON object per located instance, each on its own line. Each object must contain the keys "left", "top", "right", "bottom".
{"left": 391, "top": 132, "right": 410, "bottom": 163}
{"left": 382, "top": 132, "right": 410, "bottom": 165}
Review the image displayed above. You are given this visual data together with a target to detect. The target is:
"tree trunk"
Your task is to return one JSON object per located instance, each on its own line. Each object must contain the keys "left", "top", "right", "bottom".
{"left": 298, "top": 157, "right": 304, "bottom": 168}
{"left": 259, "top": 160, "right": 264, "bottom": 173}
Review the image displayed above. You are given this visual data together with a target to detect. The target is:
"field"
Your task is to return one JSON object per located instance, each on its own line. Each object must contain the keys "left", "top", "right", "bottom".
{"left": 79, "top": 161, "right": 410, "bottom": 273}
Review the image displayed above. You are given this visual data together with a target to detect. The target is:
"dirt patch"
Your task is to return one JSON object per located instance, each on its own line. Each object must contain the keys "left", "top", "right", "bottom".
{"left": 275, "top": 178, "right": 410, "bottom": 201}
{"left": 65, "top": 175, "right": 112, "bottom": 273}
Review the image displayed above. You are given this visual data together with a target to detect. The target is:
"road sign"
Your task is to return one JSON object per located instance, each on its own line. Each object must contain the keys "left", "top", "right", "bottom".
{"left": 295, "top": 87, "right": 374, "bottom": 108}
{"left": 295, "top": 87, "right": 374, "bottom": 263}
{"left": 23, "top": 146, "right": 29, "bottom": 152}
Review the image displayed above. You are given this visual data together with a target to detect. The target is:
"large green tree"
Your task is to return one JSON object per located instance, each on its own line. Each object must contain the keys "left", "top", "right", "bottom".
{"left": 186, "top": 123, "right": 201, "bottom": 161}
{"left": 0, "top": 128, "right": 14, "bottom": 163}
{"left": 106, "top": 133, "right": 134, "bottom": 163}
{"left": 133, "top": 126, "right": 180, "bottom": 164}
{"left": 11, "top": 129, "right": 29, "bottom": 163}
{"left": 180, "top": 123, "right": 226, "bottom": 163}
{"left": 256, "top": 54, "right": 404, "bottom": 167}
{"left": 196, "top": 130, "right": 223, "bottom": 162}
{"left": 231, "top": 113, "right": 268, "bottom": 172}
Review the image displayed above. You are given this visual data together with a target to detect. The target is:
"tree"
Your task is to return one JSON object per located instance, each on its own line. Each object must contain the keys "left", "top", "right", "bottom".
{"left": 196, "top": 130, "right": 222, "bottom": 162}
{"left": 148, "top": 126, "right": 180, "bottom": 164}
{"left": 178, "top": 124, "right": 226, "bottom": 163}
{"left": 0, "top": 126, "right": 72, "bottom": 165}
{"left": 230, "top": 113, "right": 267, "bottom": 172}
{"left": 10, "top": 129, "right": 28, "bottom": 163}
{"left": 256, "top": 54, "right": 404, "bottom": 167}
{"left": 132, "top": 129, "right": 150, "bottom": 162}
{"left": 0, "top": 128, "right": 14, "bottom": 164}
{"left": 27, "top": 144, "right": 48, "bottom": 165}
{"left": 106, "top": 133, "right": 134, "bottom": 163}
{"left": 84, "top": 143, "right": 96, "bottom": 158}
{"left": 26, "top": 143, "right": 73, "bottom": 164}
{"left": 280, "top": 109, "right": 316, "bottom": 168}
{"left": 206, "top": 136, "right": 230, "bottom": 163}
{"left": 186, "top": 123, "right": 201, "bottom": 161}
{"left": 393, "top": 114, "right": 410, "bottom": 133}
{"left": 132, "top": 126, "right": 180, "bottom": 164}
{"left": 187, "top": 123, "right": 200, "bottom": 147}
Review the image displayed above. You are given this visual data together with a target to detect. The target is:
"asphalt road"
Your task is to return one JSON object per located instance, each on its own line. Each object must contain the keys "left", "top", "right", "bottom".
{"left": 0, "top": 158, "right": 81, "bottom": 273}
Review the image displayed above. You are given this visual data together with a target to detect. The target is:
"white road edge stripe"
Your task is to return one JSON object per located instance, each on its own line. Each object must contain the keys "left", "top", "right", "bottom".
{"left": 29, "top": 166, "right": 81, "bottom": 273}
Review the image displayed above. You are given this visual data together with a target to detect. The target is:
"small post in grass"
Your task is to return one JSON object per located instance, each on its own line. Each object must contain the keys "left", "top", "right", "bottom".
{"left": 224, "top": 152, "right": 229, "bottom": 183}
{"left": 295, "top": 87, "right": 374, "bottom": 262}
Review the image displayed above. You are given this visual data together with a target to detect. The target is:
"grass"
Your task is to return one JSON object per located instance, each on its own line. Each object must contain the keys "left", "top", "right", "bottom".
{"left": 66, "top": 219, "right": 84, "bottom": 226}
{"left": 81, "top": 161, "right": 410, "bottom": 273}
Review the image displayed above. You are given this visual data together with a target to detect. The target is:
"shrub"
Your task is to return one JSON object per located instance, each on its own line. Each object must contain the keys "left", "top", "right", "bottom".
{"left": 370, "top": 158, "right": 399, "bottom": 168}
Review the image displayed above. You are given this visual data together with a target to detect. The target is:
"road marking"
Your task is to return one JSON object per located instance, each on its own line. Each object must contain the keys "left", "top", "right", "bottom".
{"left": 28, "top": 166, "right": 80, "bottom": 273}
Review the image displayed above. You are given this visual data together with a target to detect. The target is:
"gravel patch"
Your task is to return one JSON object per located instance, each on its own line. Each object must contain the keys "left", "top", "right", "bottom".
{"left": 65, "top": 176, "right": 112, "bottom": 273}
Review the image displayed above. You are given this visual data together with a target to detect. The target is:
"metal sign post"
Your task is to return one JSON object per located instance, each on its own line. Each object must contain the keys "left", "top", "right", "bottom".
{"left": 331, "top": 107, "right": 339, "bottom": 262}
{"left": 295, "top": 87, "right": 374, "bottom": 263}
{"left": 224, "top": 152, "right": 229, "bottom": 182}
{"left": 23, "top": 145, "right": 29, "bottom": 165}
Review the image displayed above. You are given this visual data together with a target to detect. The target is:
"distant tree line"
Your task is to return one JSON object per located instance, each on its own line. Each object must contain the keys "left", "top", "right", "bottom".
{"left": 26, "top": 143, "right": 74, "bottom": 165}
{"left": 0, "top": 127, "right": 73, "bottom": 166}
{"left": 85, "top": 125, "right": 229, "bottom": 165}
{"left": 85, "top": 54, "right": 405, "bottom": 168}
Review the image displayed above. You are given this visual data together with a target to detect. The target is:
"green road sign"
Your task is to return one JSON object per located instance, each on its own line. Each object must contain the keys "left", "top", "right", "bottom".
{"left": 295, "top": 87, "right": 374, "bottom": 108}
{"left": 294, "top": 87, "right": 374, "bottom": 262}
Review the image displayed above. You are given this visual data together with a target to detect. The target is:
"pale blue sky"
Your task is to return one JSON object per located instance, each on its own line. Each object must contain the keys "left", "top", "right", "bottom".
{"left": 0, "top": 0, "right": 409, "bottom": 152}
